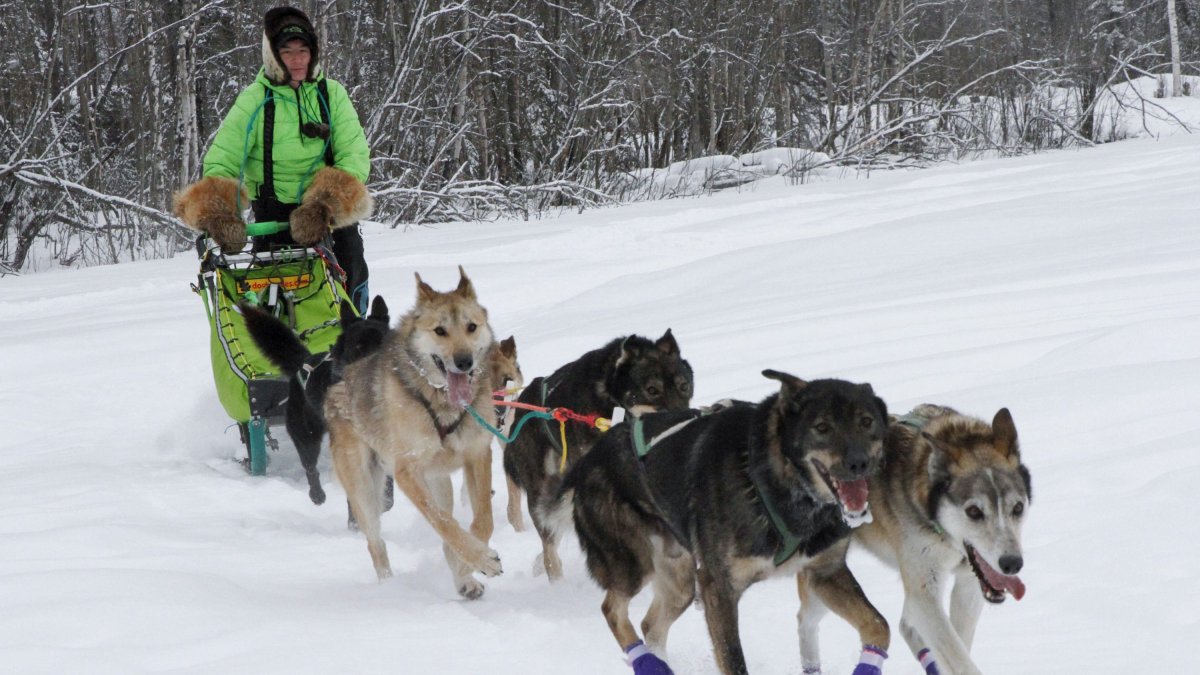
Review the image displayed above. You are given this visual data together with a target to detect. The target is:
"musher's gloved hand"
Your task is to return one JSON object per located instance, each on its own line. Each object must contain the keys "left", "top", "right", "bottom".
{"left": 289, "top": 200, "right": 334, "bottom": 245}
{"left": 289, "top": 166, "right": 373, "bottom": 246}
{"left": 173, "top": 175, "right": 249, "bottom": 251}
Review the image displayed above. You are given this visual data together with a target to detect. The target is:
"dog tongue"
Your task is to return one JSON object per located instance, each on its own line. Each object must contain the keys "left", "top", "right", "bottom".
{"left": 446, "top": 371, "right": 473, "bottom": 408}
{"left": 836, "top": 477, "right": 869, "bottom": 514}
{"left": 978, "top": 552, "right": 1027, "bottom": 601}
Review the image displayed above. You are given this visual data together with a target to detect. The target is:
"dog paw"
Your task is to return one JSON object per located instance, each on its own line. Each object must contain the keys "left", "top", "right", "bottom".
{"left": 375, "top": 566, "right": 393, "bottom": 582}
{"left": 457, "top": 578, "right": 486, "bottom": 600}
{"left": 626, "top": 641, "right": 674, "bottom": 675}
{"left": 457, "top": 536, "right": 502, "bottom": 577}
{"left": 532, "top": 552, "right": 545, "bottom": 577}
{"left": 309, "top": 484, "right": 326, "bottom": 505}
{"left": 850, "top": 645, "right": 887, "bottom": 675}
{"left": 478, "top": 548, "right": 503, "bottom": 577}
{"left": 632, "top": 654, "right": 674, "bottom": 675}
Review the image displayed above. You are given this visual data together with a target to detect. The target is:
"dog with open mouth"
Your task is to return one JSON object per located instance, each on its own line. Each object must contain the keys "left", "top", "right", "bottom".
{"left": 503, "top": 328, "right": 693, "bottom": 580}
{"left": 323, "top": 266, "right": 504, "bottom": 599}
{"left": 799, "top": 404, "right": 1031, "bottom": 675}
{"left": 552, "top": 370, "right": 891, "bottom": 675}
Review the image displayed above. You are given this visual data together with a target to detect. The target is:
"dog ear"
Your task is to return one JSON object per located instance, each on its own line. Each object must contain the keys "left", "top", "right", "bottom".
{"left": 455, "top": 265, "right": 477, "bottom": 300}
{"left": 369, "top": 295, "right": 389, "bottom": 322}
{"left": 499, "top": 335, "right": 517, "bottom": 358}
{"left": 415, "top": 272, "right": 438, "bottom": 302}
{"left": 762, "top": 369, "right": 807, "bottom": 399}
{"left": 339, "top": 299, "right": 358, "bottom": 324}
{"left": 617, "top": 335, "right": 644, "bottom": 367}
{"left": 992, "top": 407, "right": 1019, "bottom": 458}
{"left": 654, "top": 328, "right": 681, "bottom": 355}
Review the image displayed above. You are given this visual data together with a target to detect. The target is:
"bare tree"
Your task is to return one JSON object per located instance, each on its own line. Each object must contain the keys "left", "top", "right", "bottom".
{"left": 1, "top": 0, "right": 1195, "bottom": 271}
{"left": 1167, "top": 0, "right": 1184, "bottom": 95}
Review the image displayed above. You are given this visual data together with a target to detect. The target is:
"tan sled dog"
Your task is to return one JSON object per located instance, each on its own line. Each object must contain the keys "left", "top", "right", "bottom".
{"left": 324, "top": 266, "right": 503, "bottom": 599}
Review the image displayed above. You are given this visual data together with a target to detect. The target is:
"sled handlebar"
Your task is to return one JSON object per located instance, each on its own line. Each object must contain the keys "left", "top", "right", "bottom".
{"left": 245, "top": 220, "right": 288, "bottom": 236}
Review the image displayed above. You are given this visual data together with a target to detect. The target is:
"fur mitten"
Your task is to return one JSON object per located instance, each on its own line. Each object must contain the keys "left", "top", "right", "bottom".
{"left": 173, "top": 176, "right": 249, "bottom": 251}
{"left": 289, "top": 167, "right": 373, "bottom": 246}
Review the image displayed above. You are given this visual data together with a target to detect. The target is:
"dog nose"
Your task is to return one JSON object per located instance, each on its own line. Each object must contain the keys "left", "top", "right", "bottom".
{"left": 998, "top": 554, "right": 1023, "bottom": 575}
{"left": 843, "top": 451, "right": 870, "bottom": 477}
{"left": 453, "top": 353, "right": 474, "bottom": 373}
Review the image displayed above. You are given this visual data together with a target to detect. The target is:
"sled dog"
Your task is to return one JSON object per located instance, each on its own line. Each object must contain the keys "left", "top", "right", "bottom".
{"left": 462, "top": 335, "right": 523, "bottom": 508}
{"left": 558, "top": 371, "right": 891, "bottom": 675}
{"left": 488, "top": 336, "right": 524, "bottom": 414}
{"left": 799, "top": 404, "right": 1030, "bottom": 675}
{"left": 242, "top": 296, "right": 390, "bottom": 504}
{"left": 323, "top": 266, "right": 503, "bottom": 599}
{"left": 502, "top": 329, "right": 693, "bottom": 579}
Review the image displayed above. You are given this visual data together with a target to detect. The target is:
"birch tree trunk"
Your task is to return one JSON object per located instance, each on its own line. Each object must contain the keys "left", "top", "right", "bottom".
{"left": 1167, "top": 0, "right": 1183, "bottom": 96}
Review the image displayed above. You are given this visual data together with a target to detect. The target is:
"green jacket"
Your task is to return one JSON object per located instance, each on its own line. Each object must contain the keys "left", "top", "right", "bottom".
{"left": 203, "top": 68, "right": 370, "bottom": 206}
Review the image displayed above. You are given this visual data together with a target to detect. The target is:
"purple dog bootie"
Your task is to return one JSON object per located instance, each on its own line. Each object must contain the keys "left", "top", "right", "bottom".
{"left": 625, "top": 640, "right": 673, "bottom": 675}
{"left": 917, "top": 648, "right": 941, "bottom": 675}
{"left": 850, "top": 645, "right": 888, "bottom": 675}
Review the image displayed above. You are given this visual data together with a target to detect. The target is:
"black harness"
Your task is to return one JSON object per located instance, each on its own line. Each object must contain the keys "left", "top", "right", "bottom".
{"left": 399, "top": 378, "right": 466, "bottom": 442}
{"left": 631, "top": 401, "right": 808, "bottom": 566}
{"left": 253, "top": 79, "right": 334, "bottom": 227}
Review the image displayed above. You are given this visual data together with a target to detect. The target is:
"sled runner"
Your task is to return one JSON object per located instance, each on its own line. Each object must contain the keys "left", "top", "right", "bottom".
{"left": 193, "top": 221, "right": 354, "bottom": 475}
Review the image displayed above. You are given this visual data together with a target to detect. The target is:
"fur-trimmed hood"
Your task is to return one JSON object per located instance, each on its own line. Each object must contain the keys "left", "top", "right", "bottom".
{"left": 262, "top": 6, "right": 322, "bottom": 85}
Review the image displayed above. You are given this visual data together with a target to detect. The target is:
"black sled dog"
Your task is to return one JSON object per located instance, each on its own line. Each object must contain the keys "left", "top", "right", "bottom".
{"left": 241, "top": 296, "right": 390, "bottom": 504}
{"left": 556, "top": 371, "right": 892, "bottom": 675}
{"left": 502, "top": 329, "right": 694, "bottom": 579}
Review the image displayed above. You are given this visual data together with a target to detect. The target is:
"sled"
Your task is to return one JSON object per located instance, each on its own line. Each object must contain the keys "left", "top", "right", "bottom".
{"left": 192, "top": 221, "right": 353, "bottom": 475}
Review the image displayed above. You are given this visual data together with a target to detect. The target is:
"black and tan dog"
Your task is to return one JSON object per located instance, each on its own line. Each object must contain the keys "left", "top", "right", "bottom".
{"left": 323, "top": 267, "right": 503, "bottom": 599}
{"left": 242, "top": 296, "right": 390, "bottom": 505}
{"left": 556, "top": 371, "right": 892, "bottom": 675}
{"left": 799, "top": 405, "right": 1031, "bottom": 675}
{"left": 502, "top": 330, "right": 693, "bottom": 579}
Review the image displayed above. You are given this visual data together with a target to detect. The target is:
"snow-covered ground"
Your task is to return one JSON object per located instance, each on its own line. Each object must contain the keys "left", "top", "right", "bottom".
{"left": 2, "top": 132, "right": 1198, "bottom": 674}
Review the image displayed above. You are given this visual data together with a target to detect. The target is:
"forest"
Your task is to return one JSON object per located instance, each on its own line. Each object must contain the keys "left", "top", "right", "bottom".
{"left": 1, "top": 0, "right": 1195, "bottom": 272}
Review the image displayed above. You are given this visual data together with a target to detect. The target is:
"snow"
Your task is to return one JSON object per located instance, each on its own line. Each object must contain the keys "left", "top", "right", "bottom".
{"left": 2, "top": 132, "right": 1199, "bottom": 674}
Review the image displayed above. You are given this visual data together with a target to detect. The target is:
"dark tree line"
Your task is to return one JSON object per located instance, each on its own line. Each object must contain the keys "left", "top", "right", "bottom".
{"left": 1, "top": 0, "right": 1196, "bottom": 271}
